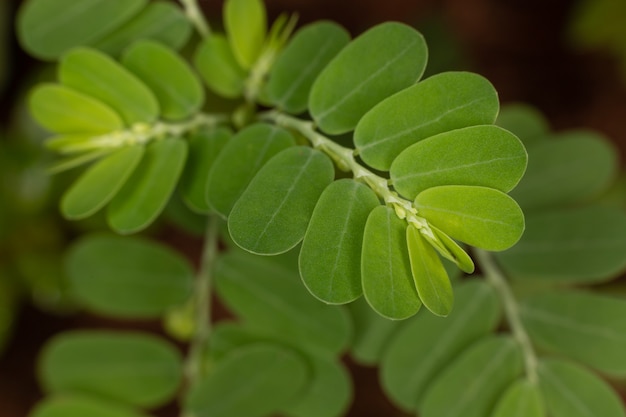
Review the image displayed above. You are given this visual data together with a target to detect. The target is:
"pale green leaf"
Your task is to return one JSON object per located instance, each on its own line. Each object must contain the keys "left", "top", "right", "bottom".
{"left": 39, "top": 330, "right": 182, "bottom": 407}
{"left": 491, "top": 379, "right": 546, "bottom": 417}
{"left": 224, "top": 0, "right": 267, "bottom": 69}
{"left": 46, "top": 134, "right": 103, "bottom": 154}
{"left": 381, "top": 280, "right": 501, "bottom": 410}
{"left": 30, "top": 396, "right": 150, "bottom": 417}
{"left": 193, "top": 34, "right": 247, "bottom": 99}
{"left": 59, "top": 47, "right": 159, "bottom": 125}
{"left": 390, "top": 125, "right": 527, "bottom": 199}
{"left": 309, "top": 22, "right": 427, "bottom": 134}
{"left": 496, "top": 103, "right": 550, "bottom": 147}
{"left": 107, "top": 139, "right": 187, "bottom": 233}
{"left": 60, "top": 145, "right": 143, "bottom": 219}
{"left": 66, "top": 234, "right": 194, "bottom": 318}
{"left": 300, "top": 179, "right": 380, "bottom": 304}
{"left": 47, "top": 149, "right": 112, "bottom": 174}
{"left": 228, "top": 146, "right": 334, "bottom": 255}
{"left": 428, "top": 225, "right": 475, "bottom": 273}
{"left": 355, "top": 71, "right": 499, "bottom": 170}
{"left": 361, "top": 205, "right": 421, "bottom": 320}
{"left": 415, "top": 185, "right": 525, "bottom": 251}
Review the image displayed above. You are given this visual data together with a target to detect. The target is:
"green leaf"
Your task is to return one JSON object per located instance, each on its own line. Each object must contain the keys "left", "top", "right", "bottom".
{"left": 355, "top": 71, "right": 500, "bottom": 170}
{"left": 122, "top": 40, "right": 204, "bottom": 121}
{"left": 30, "top": 396, "right": 150, "bottom": 417}
{"left": 39, "top": 330, "right": 182, "bottom": 408}
{"left": 228, "top": 146, "right": 335, "bottom": 255}
{"left": 60, "top": 145, "right": 143, "bottom": 219}
{"left": 381, "top": 280, "right": 501, "bottom": 410}
{"left": 17, "top": 0, "right": 146, "bottom": 60}
{"left": 193, "top": 34, "right": 247, "bottom": 99}
{"left": 223, "top": 0, "right": 267, "bottom": 69}
{"left": 496, "top": 205, "right": 626, "bottom": 283}
{"left": 420, "top": 336, "right": 524, "bottom": 417}
{"left": 215, "top": 249, "right": 352, "bottom": 356}
{"left": 107, "top": 138, "right": 187, "bottom": 233}
{"left": 93, "top": 1, "right": 191, "bottom": 57}
{"left": 207, "top": 123, "right": 295, "bottom": 218}
{"left": 29, "top": 84, "right": 124, "bottom": 134}
{"left": 309, "top": 22, "right": 427, "bottom": 135}
{"left": 186, "top": 344, "right": 308, "bottom": 417}
{"left": 59, "top": 47, "right": 159, "bottom": 125}
{"left": 415, "top": 185, "right": 525, "bottom": 251}
{"left": 47, "top": 149, "right": 112, "bottom": 174}
{"left": 539, "top": 359, "right": 626, "bottom": 417}
{"left": 267, "top": 21, "right": 350, "bottom": 114}
{"left": 390, "top": 125, "right": 527, "bottom": 199}
{"left": 179, "top": 127, "right": 231, "bottom": 214}
{"left": 300, "top": 179, "right": 380, "bottom": 304}
{"left": 509, "top": 131, "right": 619, "bottom": 211}
{"left": 496, "top": 103, "right": 550, "bottom": 147}
{"left": 66, "top": 234, "right": 194, "bottom": 318}
{"left": 428, "top": 225, "right": 475, "bottom": 273}
{"left": 520, "top": 289, "right": 626, "bottom": 377}
{"left": 492, "top": 379, "right": 546, "bottom": 417}
{"left": 406, "top": 225, "right": 453, "bottom": 317}
{"left": 361, "top": 205, "right": 421, "bottom": 320}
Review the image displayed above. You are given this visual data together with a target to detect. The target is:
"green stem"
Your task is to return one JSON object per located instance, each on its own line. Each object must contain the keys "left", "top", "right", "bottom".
{"left": 474, "top": 249, "right": 539, "bottom": 384}
{"left": 180, "top": 0, "right": 211, "bottom": 38}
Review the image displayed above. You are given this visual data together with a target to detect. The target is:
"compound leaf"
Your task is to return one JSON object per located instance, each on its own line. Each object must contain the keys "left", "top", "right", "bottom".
{"left": 60, "top": 145, "right": 143, "bottom": 219}
{"left": 193, "top": 34, "right": 247, "bottom": 99}
{"left": 267, "top": 21, "right": 350, "bottom": 114}
{"left": 300, "top": 179, "right": 380, "bottom": 304}
{"left": 59, "top": 47, "right": 159, "bottom": 125}
{"left": 496, "top": 103, "right": 550, "bottom": 147}
{"left": 415, "top": 185, "right": 525, "bottom": 251}
{"left": 420, "top": 336, "right": 524, "bottom": 417}
{"left": 66, "top": 234, "right": 194, "bottom": 318}
{"left": 228, "top": 146, "right": 334, "bottom": 255}
{"left": 520, "top": 289, "right": 626, "bottom": 377}
{"left": 381, "top": 280, "right": 501, "bottom": 410}
{"left": 355, "top": 71, "right": 499, "bottom": 170}
{"left": 309, "top": 22, "right": 427, "bottom": 135}
{"left": 361, "top": 205, "right": 421, "bottom": 320}
{"left": 207, "top": 123, "right": 295, "bottom": 218}
{"left": 107, "top": 138, "right": 187, "bottom": 234}
{"left": 224, "top": 0, "right": 266, "bottom": 69}
{"left": 39, "top": 330, "right": 182, "bottom": 408}
{"left": 492, "top": 379, "right": 546, "bottom": 417}
{"left": 17, "top": 0, "right": 146, "bottom": 60}
{"left": 30, "top": 396, "right": 150, "bottom": 417}
{"left": 122, "top": 40, "right": 204, "bottom": 121}
{"left": 390, "top": 125, "right": 527, "bottom": 199}
{"left": 538, "top": 359, "right": 626, "bottom": 417}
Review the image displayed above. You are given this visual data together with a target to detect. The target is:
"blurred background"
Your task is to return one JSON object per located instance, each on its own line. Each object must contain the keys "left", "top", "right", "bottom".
{"left": 1, "top": 0, "right": 625, "bottom": 416}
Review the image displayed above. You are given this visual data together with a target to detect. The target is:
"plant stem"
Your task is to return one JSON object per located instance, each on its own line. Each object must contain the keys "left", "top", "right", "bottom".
{"left": 474, "top": 249, "right": 539, "bottom": 384}
{"left": 180, "top": 0, "right": 211, "bottom": 38}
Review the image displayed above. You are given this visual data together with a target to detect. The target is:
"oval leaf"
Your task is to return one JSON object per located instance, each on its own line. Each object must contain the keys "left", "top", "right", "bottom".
{"left": 60, "top": 145, "right": 144, "bottom": 219}
{"left": 228, "top": 146, "right": 334, "bottom": 255}
{"left": 492, "top": 379, "right": 546, "bottom": 417}
{"left": 39, "top": 330, "right": 182, "bottom": 407}
{"left": 224, "top": 0, "right": 266, "bottom": 69}
{"left": 496, "top": 103, "right": 550, "bottom": 148}
{"left": 30, "top": 396, "right": 150, "bottom": 417}
{"left": 300, "top": 179, "right": 380, "bottom": 304}
{"left": 59, "top": 47, "right": 159, "bottom": 125}
{"left": 390, "top": 125, "right": 527, "bottom": 199}
{"left": 361, "top": 205, "right": 421, "bottom": 320}
{"left": 415, "top": 185, "right": 525, "bottom": 251}
{"left": 428, "top": 225, "right": 475, "bottom": 273}
{"left": 267, "top": 21, "right": 350, "bottom": 114}
{"left": 309, "top": 22, "right": 427, "bottom": 134}
{"left": 107, "top": 138, "right": 187, "bottom": 233}
{"left": 193, "top": 34, "right": 247, "bottom": 99}
{"left": 355, "top": 71, "right": 500, "bottom": 170}
{"left": 66, "top": 234, "right": 194, "bottom": 318}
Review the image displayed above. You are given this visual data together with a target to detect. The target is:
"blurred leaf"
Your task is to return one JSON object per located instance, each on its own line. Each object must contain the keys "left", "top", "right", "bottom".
{"left": 60, "top": 145, "right": 144, "bottom": 219}
{"left": 420, "top": 336, "right": 524, "bottom": 417}
{"left": 224, "top": 0, "right": 267, "bottom": 69}
{"left": 300, "top": 179, "right": 379, "bottom": 304}
{"left": 496, "top": 103, "right": 550, "bottom": 147}
{"left": 17, "top": 0, "right": 146, "bottom": 60}
{"left": 107, "top": 139, "right": 187, "bottom": 233}
{"left": 496, "top": 205, "right": 626, "bottom": 283}
{"left": 40, "top": 331, "right": 182, "bottom": 407}
{"left": 355, "top": 72, "right": 499, "bottom": 170}
{"left": 48, "top": 149, "right": 112, "bottom": 174}
{"left": 361, "top": 206, "right": 421, "bottom": 320}
{"left": 539, "top": 359, "right": 626, "bottom": 417}
{"left": 390, "top": 125, "right": 527, "bottom": 199}
{"left": 30, "top": 396, "right": 151, "bottom": 417}
{"left": 415, "top": 185, "right": 525, "bottom": 251}
{"left": 67, "top": 234, "right": 194, "bottom": 318}
{"left": 381, "top": 280, "right": 501, "bottom": 410}
{"left": 59, "top": 47, "right": 159, "bottom": 125}
{"left": 309, "top": 22, "right": 427, "bottom": 135}
{"left": 521, "top": 290, "right": 626, "bottom": 377}
{"left": 228, "top": 146, "right": 334, "bottom": 255}
{"left": 193, "top": 34, "right": 247, "bottom": 99}
{"left": 0, "top": 276, "right": 17, "bottom": 355}
{"left": 267, "top": 21, "right": 350, "bottom": 114}
{"left": 492, "top": 379, "right": 546, "bottom": 417}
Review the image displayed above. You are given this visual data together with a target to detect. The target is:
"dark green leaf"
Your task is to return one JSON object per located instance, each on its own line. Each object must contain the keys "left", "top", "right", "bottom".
{"left": 30, "top": 396, "right": 150, "bottom": 417}
{"left": 193, "top": 34, "right": 247, "bottom": 99}
{"left": 223, "top": 0, "right": 267, "bottom": 69}
{"left": 496, "top": 103, "right": 550, "bottom": 147}
{"left": 492, "top": 379, "right": 546, "bottom": 417}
